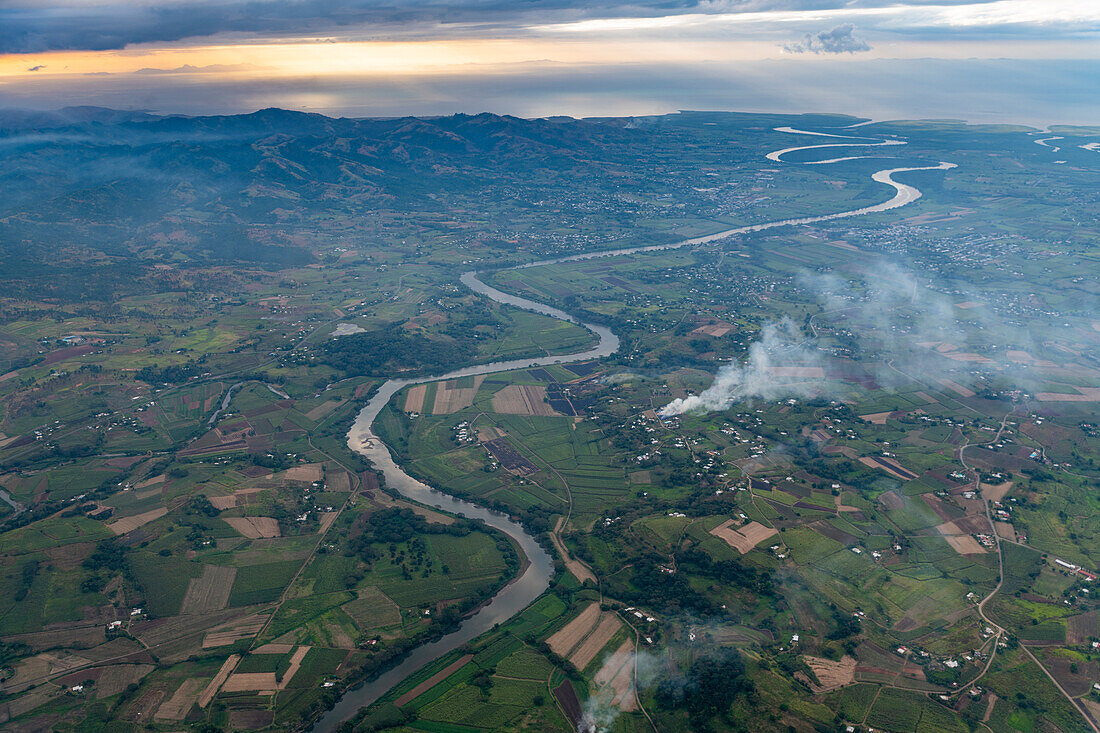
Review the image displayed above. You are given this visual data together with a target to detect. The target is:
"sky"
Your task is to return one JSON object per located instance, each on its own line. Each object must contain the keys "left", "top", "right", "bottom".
{"left": 2, "top": 0, "right": 1099, "bottom": 124}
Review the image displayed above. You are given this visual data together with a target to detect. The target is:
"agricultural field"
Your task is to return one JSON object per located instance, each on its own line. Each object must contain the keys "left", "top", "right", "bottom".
{"left": 360, "top": 115, "right": 1100, "bottom": 730}
{"left": 0, "top": 110, "right": 1098, "bottom": 732}
{"left": 0, "top": 291, "right": 531, "bottom": 730}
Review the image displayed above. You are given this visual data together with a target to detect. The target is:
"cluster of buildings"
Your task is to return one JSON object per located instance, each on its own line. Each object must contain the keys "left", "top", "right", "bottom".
{"left": 452, "top": 421, "right": 476, "bottom": 444}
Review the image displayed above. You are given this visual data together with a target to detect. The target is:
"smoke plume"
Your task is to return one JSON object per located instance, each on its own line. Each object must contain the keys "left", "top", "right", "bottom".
{"left": 660, "top": 261, "right": 1050, "bottom": 417}
{"left": 659, "top": 318, "right": 822, "bottom": 416}
{"left": 576, "top": 648, "right": 662, "bottom": 732}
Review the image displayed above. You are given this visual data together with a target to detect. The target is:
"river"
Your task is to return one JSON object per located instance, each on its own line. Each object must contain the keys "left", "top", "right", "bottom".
{"left": 313, "top": 128, "right": 953, "bottom": 730}
{"left": 208, "top": 381, "right": 290, "bottom": 425}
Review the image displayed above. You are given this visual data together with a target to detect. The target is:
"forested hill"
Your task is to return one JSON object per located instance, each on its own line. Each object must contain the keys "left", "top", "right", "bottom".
{"left": 0, "top": 107, "right": 848, "bottom": 299}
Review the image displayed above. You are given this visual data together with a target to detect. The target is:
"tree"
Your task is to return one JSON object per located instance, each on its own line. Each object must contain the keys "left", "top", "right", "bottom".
{"left": 656, "top": 647, "right": 753, "bottom": 730}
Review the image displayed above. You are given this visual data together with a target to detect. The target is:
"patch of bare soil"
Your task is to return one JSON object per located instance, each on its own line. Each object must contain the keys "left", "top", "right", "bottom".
{"left": 490, "top": 384, "right": 559, "bottom": 416}
{"left": 404, "top": 384, "right": 427, "bottom": 413}
{"left": 202, "top": 614, "right": 267, "bottom": 649}
{"left": 980, "top": 481, "right": 1013, "bottom": 501}
{"left": 547, "top": 603, "right": 600, "bottom": 658}
{"left": 551, "top": 517, "right": 597, "bottom": 585}
{"left": 198, "top": 654, "right": 240, "bottom": 708}
{"left": 432, "top": 376, "right": 485, "bottom": 414}
{"left": 710, "top": 520, "right": 777, "bottom": 554}
{"left": 283, "top": 463, "right": 323, "bottom": 483}
{"left": 802, "top": 655, "right": 857, "bottom": 692}
{"left": 935, "top": 522, "right": 988, "bottom": 554}
{"left": 592, "top": 641, "right": 637, "bottom": 713}
{"left": 859, "top": 455, "right": 917, "bottom": 480}
{"left": 107, "top": 507, "right": 168, "bottom": 535}
{"left": 1068, "top": 611, "right": 1098, "bottom": 645}
{"left": 568, "top": 614, "right": 622, "bottom": 671}
{"left": 223, "top": 516, "right": 281, "bottom": 538}
{"left": 155, "top": 678, "right": 205, "bottom": 721}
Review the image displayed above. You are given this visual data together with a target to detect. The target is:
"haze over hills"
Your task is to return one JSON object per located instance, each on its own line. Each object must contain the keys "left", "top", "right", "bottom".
{"left": 0, "top": 108, "right": 870, "bottom": 296}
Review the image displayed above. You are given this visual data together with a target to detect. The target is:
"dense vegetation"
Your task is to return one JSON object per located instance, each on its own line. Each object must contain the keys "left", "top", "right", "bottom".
{"left": 655, "top": 648, "right": 755, "bottom": 731}
{"left": 321, "top": 324, "right": 474, "bottom": 377}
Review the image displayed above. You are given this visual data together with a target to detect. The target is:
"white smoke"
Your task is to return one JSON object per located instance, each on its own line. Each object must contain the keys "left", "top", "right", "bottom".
{"left": 807, "top": 263, "right": 961, "bottom": 356}
{"left": 576, "top": 648, "right": 662, "bottom": 732}
{"left": 659, "top": 318, "right": 822, "bottom": 416}
{"left": 577, "top": 707, "right": 611, "bottom": 733}
{"left": 662, "top": 261, "right": 1051, "bottom": 418}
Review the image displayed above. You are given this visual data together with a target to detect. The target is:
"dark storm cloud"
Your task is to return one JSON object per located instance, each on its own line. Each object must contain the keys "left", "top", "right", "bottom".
{"left": 0, "top": 0, "right": 1029, "bottom": 53}
{"left": 5, "top": 1, "right": 640, "bottom": 53}
{"left": 783, "top": 24, "right": 871, "bottom": 54}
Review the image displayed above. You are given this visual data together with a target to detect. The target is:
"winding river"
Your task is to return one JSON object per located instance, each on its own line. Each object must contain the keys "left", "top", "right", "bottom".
{"left": 314, "top": 127, "right": 955, "bottom": 730}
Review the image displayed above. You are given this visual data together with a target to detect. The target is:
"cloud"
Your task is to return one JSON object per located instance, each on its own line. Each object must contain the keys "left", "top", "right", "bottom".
{"left": 0, "top": 0, "right": 1080, "bottom": 54}
{"left": 783, "top": 24, "right": 871, "bottom": 54}
{"left": 26, "top": 64, "right": 45, "bottom": 71}
{"left": 2, "top": 1, "right": 658, "bottom": 53}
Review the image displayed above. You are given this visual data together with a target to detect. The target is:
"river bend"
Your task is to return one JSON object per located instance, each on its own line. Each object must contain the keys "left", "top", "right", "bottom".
{"left": 314, "top": 127, "right": 953, "bottom": 730}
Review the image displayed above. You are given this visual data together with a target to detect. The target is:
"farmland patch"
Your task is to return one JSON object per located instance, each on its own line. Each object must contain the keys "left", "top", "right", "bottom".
{"left": 107, "top": 507, "right": 168, "bottom": 535}
{"left": 803, "top": 655, "right": 857, "bottom": 692}
{"left": 568, "top": 613, "right": 622, "bottom": 670}
{"left": 710, "top": 519, "right": 778, "bottom": 554}
{"left": 224, "top": 516, "right": 281, "bottom": 539}
{"left": 431, "top": 376, "right": 485, "bottom": 414}
{"left": 155, "top": 678, "right": 205, "bottom": 720}
{"left": 491, "top": 384, "right": 561, "bottom": 416}
{"left": 180, "top": 565, "right": 237, "bottom": 615}
{"left": 547, "top": 602, "right": 600, "bottom": 657}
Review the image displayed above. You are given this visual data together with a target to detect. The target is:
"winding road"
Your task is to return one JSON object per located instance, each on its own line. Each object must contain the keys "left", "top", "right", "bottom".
{"left": 314, "top": 126, "right": 956, "bottom": 730}
{"left": 959, "top": 410, "right": 1100, "bottom": 733}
